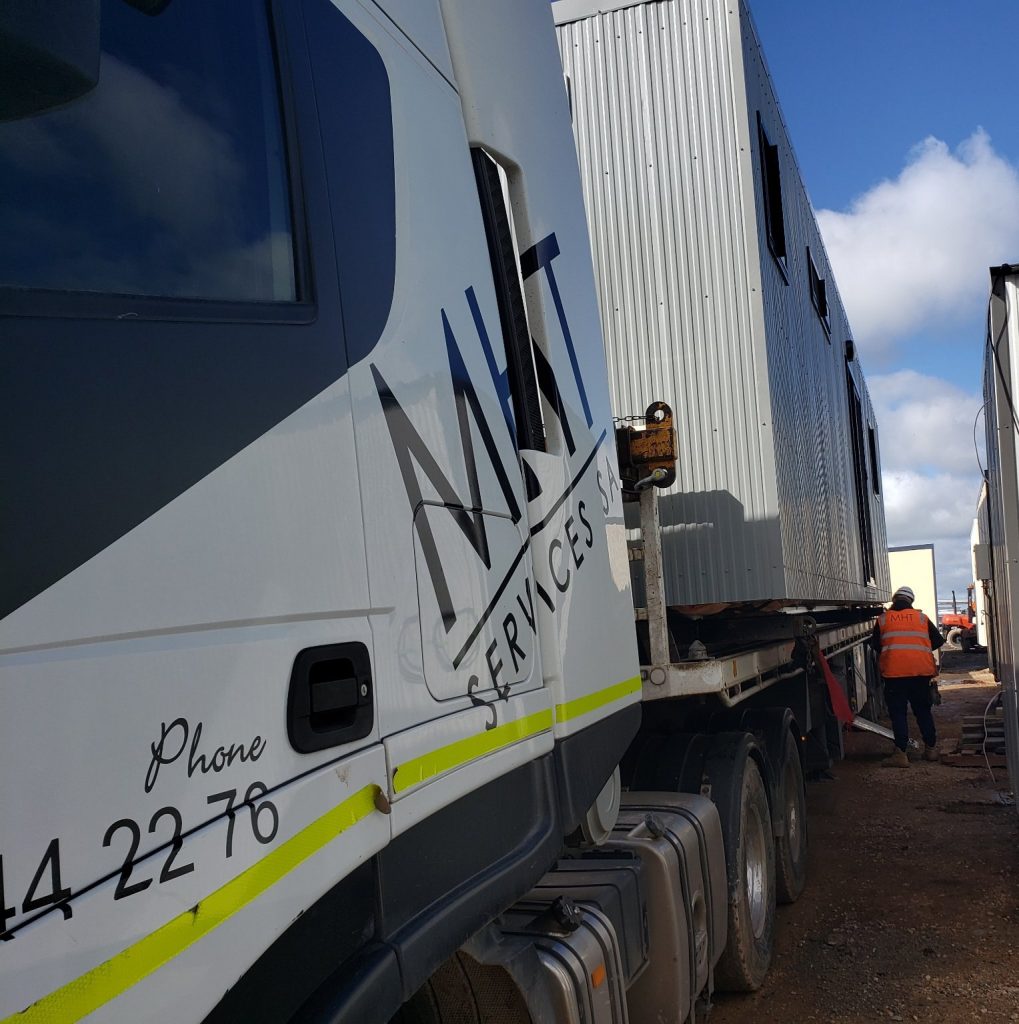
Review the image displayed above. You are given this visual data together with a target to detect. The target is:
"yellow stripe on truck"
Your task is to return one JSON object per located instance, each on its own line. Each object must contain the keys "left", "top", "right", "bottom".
{"left": 390, "top": 675, "right": 641, "bottom": 794}
{"left": 555, "top": 675, "right": 641, "bottom": 723}
{"left": 392, "top": 709, "right": 554, "bottom": 794}
{"left": 3, "top": 784, "right": 381, "bottom": 1024}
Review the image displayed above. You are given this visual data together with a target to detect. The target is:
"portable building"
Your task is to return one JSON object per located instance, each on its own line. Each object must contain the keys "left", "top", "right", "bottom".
{"left": 983, "top": 263, "right": 1019, "bottom": 802}
{"left": 888, "top": 544, "right": 939, "bottom": 665}
{"left": 553, "top": 0, "right": 890, "bottom": 609}
{"left": 972, "top": 484, "right": 993, "bottom": 655}
{"left": 888, "top": 545, "right": 937, "bottom": 623}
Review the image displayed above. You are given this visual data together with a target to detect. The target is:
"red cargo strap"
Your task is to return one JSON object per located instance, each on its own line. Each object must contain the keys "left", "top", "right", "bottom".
{"left": 814, "top": 647, "right": 854, "bottom": 725}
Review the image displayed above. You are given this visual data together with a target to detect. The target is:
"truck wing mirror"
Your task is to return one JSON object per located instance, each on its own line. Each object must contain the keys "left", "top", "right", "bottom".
{"left": 0, "top": 0, "right": 101, "bottom": 122}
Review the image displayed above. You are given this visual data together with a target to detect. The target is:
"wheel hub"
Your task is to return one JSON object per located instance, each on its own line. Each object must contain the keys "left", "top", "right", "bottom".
{"left": 745, "top": 802, "right": 769, "bottom": 938}
{"left": 786, "top": 764, "right": 803, "bottom": 860}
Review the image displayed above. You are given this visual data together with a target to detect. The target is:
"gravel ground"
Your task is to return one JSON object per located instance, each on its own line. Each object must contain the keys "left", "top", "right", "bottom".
{"left": 709, "top": 651, "right": 1019, "bottom": 1024}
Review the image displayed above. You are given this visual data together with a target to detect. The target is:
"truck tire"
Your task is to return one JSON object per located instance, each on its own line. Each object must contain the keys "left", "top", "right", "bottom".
{"left": 392, "top": 953, "right": 532, "bottom": 1023}
{"left": 703, "top": 733, "right": 776, "bottom": 992}
{"left": 947, "top": 628, "right": 962, "bottom": 647}
{"left": 774, "top": 729, "right": 807, "bottom": 904}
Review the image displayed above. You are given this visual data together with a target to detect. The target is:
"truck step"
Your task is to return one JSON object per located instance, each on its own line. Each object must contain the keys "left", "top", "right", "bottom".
{"left": 525, "top": 853, "right": 649, "bottom": 985}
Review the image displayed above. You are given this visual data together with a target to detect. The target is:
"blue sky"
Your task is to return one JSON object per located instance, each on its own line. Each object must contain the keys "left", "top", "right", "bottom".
{"left": 748, "top": 1, "right": 1019, "bottom": 602}
{"left": 751, "top": 0, "right": 1019, "bottom": 393}
{"left": 751, "top": 3, "right": 1018, "bottom": 218}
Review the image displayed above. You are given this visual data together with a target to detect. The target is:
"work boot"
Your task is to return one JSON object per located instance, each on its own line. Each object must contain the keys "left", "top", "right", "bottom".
{"left": 882, "top": 748, "right": 910, "bottom": 768}
{"left": 923, "top": 744, "right": 939, "bottom": 763}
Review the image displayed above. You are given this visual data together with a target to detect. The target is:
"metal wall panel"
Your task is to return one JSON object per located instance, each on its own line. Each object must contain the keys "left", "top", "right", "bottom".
{"left": 554, "top": 0, "right": 890, "bottom": 606}
{"left": 972, "top": 485, "right": 992, "bottom": 654}
{"left": 984, "top": 271, "right": 1019, "bottom": 802}
{"left": 738, "top": 3, "right": 890, "bottom": 604}
{"left": 556, "top": 0, "right": 782, "bottom": 605}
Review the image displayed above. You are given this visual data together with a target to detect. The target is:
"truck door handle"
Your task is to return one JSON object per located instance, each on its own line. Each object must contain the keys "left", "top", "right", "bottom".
{"left": 287, "top": 642, "right": 374, "bottom": 753}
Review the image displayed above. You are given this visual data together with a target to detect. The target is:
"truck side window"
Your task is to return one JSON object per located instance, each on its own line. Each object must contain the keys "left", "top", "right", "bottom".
{"left": 0, "top": 0, "right": 295, "bottom": 303}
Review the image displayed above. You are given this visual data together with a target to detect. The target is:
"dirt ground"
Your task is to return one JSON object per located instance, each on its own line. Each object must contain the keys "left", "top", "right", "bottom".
{"left": 710, "top": 650, "right": 1019, "bottom": 1024}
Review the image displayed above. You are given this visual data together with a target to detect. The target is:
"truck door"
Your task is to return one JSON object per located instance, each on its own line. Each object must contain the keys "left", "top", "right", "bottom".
{"left": 349, "top": 0, "right": 641, "bottom": 847}
{"left": 337, "top": 1, "right": 556, "bottom": 835}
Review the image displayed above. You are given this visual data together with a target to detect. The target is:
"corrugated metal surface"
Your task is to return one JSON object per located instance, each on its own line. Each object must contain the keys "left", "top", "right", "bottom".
{"left": 739, "top": 2, "right": 889, "bottom": 603}
{"left": 557, "top": 0, "right": 781, "bottom": 605}
{"left": 972, "top": 486, "right": 991, "bottom": 653}
{"left": 983, "top": 271, "right": 1019, "bottom": 802}
{"left": 554, "top": 0, "right": 890, "bottom": 606}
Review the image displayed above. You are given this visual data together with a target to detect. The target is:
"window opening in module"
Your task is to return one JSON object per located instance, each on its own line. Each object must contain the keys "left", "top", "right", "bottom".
{"left": 757, "top": 112, "right": 787, "bottom": 276}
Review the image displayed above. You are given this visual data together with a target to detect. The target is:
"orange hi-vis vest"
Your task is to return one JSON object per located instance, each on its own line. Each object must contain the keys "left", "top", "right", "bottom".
{"left": 877, "top": 608, "right": 936, "bottom": 677}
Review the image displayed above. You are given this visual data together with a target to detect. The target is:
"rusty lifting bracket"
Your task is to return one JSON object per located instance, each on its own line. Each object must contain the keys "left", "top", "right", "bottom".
{"left": 618, "top": 402, "right": 677, "bottom": 668}
{"left": 615, "top": 401, "right": 678, "bottom": 498}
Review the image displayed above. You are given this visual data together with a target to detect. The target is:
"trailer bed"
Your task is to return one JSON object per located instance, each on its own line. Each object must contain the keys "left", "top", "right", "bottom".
{"left": 641, "top": 622, "right": 871, "bottom": 706}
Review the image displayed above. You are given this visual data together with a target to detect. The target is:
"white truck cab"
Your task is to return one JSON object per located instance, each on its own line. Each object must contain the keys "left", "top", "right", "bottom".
{"left": 0, "top": 1, "right": 643, "bottom": 1020}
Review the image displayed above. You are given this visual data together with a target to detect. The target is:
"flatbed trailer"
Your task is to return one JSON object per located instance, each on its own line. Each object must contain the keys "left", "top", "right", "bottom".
{"left": 639, "top": 627, "right": 871, "bottom": 707}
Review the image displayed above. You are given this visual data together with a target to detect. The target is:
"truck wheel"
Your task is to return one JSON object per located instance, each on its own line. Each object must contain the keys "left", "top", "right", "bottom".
{"left": 774, "top": 729, "right": 807, "bottom": 904}
{"left": 947, "top": 628, "right": 962, "bottom": 647}
{"left": 392, "top": 954, "right": 532, "bottom": 1023}
{"left": 703, "top": 734, "right": 776, "bottom": 992}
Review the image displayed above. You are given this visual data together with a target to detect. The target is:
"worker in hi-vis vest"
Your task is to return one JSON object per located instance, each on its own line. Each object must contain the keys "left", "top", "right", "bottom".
{"left": 870, "top": 585, "right": 945, "bottom": 768}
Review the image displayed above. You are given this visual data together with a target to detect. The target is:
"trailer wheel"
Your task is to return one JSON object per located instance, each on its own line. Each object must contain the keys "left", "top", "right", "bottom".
{"left": 774, "top": 729, "right": 807, "bottom": 904}
{"left": 703, "top": 733, "right": 776, "bottom": 992}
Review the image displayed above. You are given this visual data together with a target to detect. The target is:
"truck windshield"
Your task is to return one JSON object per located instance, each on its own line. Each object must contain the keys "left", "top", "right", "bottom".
{"left": 0, "top": 0, "right": 295, "bottom": 303}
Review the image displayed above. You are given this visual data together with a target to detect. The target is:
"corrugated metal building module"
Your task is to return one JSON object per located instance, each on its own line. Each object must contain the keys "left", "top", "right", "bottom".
{"left": 971, "top": 484, "right": 992, "bottom": 655}
{"left": 552, "top": 0, "right": 890, "bottom": 608}
{"left": 887, "top": 544, "right": 940, "bottom": 667}
{"left": 983, "top": 265, "right": 1019, "bottom": 802}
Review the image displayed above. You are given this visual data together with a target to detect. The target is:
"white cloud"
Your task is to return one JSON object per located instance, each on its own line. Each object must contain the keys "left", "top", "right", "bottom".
{"left": 817, "top": 129, "right": 1019, "bottom": 353}
{"left": 814, "top": 134, "right": 1008, "bottom": 600}
{"left": 930, "top": 541, "right": 977, "bottom": 606}
{"left": 868, "top": 369, "right": 984, "bottom": 475}
{"left": 881, "top": 463, "right": 982, "bottom": 599}
{"left": 870, "top": 369, "right": 986, "bottom": 599}
{"left": 883, "top": 469, "right": 979, "bottom": 547}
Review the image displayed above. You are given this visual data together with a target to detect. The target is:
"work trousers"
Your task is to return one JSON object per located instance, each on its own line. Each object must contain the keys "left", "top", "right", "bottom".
{"left": 884, "top": 676, "right": 936, "bottom": 752}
